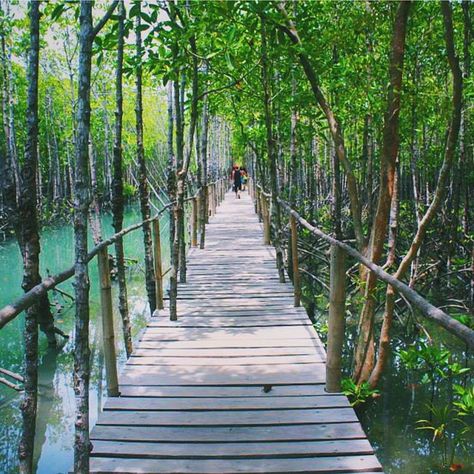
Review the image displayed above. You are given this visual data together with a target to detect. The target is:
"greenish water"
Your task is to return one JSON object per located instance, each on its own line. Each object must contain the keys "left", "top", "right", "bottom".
{"left": 0, "top": 204, "right": 171, "bottom": 474}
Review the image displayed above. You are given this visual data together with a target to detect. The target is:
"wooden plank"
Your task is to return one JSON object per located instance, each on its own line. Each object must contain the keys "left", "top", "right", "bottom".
{"left": 104, "top": 395, "right": 349, "bottom": 411}
{"left": 136, "top": 339, "right": 322, "bottom": 349}
{"left": 96, "top": 408, "right": 357, "bottom": 426}
{"left": 117, "top": 384, "right": 333, "bottom": 398}
{"left": 146, "top": 320, "right": 312, "bottom": 329}
{"left": 91, "top": 423, "right": 366, "bottom": 443}
{"left": 127, "top": 355, "right": 323, "bottom": 366}
{"left": 157, "top": 305, "right": 309, "bottom": 314}
{"left": 140, "top": 326, "right": 318, "bottom": 339}
{"left": 120, "top": 364, "right": 326, "bottom": 386}
{"left": 152, "top": 311, "right": 309, "bottom": 319}
{"left": 132, "top": 347, "right": 320, "bottom": 357}
{"left": 167, "top": 299, "right": 304, "bottom": 308}
{"left": 89, "top": 455, "right": 383, "bottom": 473}
{"left": 91, "top": 439, "right": 373, "bottom": 458}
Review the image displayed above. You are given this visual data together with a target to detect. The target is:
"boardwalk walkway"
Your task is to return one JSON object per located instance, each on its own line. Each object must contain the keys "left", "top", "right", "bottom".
{"left": 90, "top": 191, "right": 383, "bottom": 473}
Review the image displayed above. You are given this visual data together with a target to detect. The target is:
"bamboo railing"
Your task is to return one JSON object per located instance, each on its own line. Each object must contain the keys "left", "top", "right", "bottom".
{"left": 250, "top": 179, "right": 474, "bottom": 393}
{"left": 0, "top": 177, "right": 228, "bottom": 395}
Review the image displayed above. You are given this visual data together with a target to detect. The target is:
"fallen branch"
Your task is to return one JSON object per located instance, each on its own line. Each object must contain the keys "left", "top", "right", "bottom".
{"left": 0, "top": 376, "right": 22, "bottom": 391}
{"left": 0, "top": 184, "right": 211, "bottom": 330}
{"left": 0, "top": 367, "right": 24, "bottom": 383}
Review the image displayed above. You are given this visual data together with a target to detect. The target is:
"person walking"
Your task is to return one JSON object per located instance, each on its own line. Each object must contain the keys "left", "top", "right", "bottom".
{"left": 232, "top": 165, "right": 242, "bottom": 199}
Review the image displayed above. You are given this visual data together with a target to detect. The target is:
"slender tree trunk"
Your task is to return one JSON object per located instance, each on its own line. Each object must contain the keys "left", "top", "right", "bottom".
{"left": 135, "top": 3, "right": 156, "bottom": 314}
{"left": 368, "top": 0, "right": 463, "bottom": 387}
{"left": 1, "top": 21, "right": 17, "bottom": 231}
{"left": 177, "top": 30, "right": 200, "bottom": 283}
{"left": 18, "top": 3, "right": 41, "bottom": 472}
{"left": 353, "top": 1, "right": 411, "bottom": 383}
{"left": 111, "top": 0, "right": 132, "bottom": 358}
{"left": 167, "top": 79, "right": 178, "bottom": 321}
{"left": 260, "top": 15, "right": 285, "bottom": 283}
{"left": 200, "top": 94, "right": 209, "bottom": 250}
{"left": 73, "top": 1, "right": 94, "bottom": 471}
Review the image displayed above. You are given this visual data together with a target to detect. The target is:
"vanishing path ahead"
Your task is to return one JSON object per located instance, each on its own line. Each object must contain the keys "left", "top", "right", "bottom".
{"left": 90, "top": 191, "right": 383, "bottom": 473}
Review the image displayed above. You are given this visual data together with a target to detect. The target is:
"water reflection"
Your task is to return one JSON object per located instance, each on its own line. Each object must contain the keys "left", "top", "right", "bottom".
{"left": 0, "top": 202, "right": 169, "bottom": 473}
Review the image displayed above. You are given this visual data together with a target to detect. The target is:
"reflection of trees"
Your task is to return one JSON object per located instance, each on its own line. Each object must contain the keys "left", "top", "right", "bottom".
{"left": 33, "top": 346, "right": 59, "bottom": 470}
{"left": 0, "top": 394, "right": 22, "bottom": 473}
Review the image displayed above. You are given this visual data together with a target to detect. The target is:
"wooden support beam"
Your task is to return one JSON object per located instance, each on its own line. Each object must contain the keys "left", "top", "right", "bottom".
{"left": 326, "top": 245, "right": 346, "bottom": 393}
{"left": 153, "top": 219, "right": 164, "bottom": 310}
{"left": 290, "top": 215, "right": 301, "bottom": 307}
{"left": 97, "top": 247, "right": 119, "bottom": 397}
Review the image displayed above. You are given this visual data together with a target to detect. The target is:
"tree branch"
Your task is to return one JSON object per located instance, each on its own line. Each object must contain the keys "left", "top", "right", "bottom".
{"left": 92, "top": 0, "right": 119, "bottom": 39}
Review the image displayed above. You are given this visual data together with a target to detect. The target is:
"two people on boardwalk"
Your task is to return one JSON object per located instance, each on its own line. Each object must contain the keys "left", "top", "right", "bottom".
{"left": 232, "top": 165, "right": 248, "bottom": 198}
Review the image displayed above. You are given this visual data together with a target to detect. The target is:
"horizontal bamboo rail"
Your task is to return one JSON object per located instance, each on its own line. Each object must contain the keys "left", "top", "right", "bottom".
{"left": 0, "top": 180, "right": 223, "bottom": 330}
{"left": 275, "top": 197, "right": 474, "bottom": 350}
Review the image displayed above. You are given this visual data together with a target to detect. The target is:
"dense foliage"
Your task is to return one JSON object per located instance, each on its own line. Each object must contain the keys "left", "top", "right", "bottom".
{"left": 0, "top": 1, "right": 473, "bottom": 473}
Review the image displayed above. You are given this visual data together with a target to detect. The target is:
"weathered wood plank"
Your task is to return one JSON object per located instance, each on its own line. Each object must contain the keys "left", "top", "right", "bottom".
{"left": 96, "top": 407, "right": 357, "bottom": 426}
{"left": 120, "top": 363, "right": 326, "bottom": 385}
{"left": 103, "top": 395, "right": 349, "bottom": 411}
{"left": 117, "top": 384, "right": 332, "bottom": 398}
{"left": 127, "top": 355, "right": 323, "bottom": 366}
{"left": 89, "top": 455, "right": 383, "bottom": 473}
{"left": 141, "top": 326, "right": 318, "bottom": 339}
{"left": 147, "top": 320, "right": 312, "bottom": 329}
{"left": 90, "top": 423, "right": 366, "bottom": 443}
{"left": 136, "top": 339, "right": 321, "bottom": 349}
{"left": 132, "top": 347, "right": 320, "bottom": 357}
{"left": 91, "top": 439, "right": 374, "bottom": 459}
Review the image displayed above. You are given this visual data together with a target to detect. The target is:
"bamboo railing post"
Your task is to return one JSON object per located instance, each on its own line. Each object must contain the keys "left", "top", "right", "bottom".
{"left": 191, "top": 197, "right": 198, "bottom": 247}
{"left": 326, "top": 245, "right": 346, "bottom": 393}
{"left": 208, "top": 184, "right": 214, "bottom": 217}
{"left": 256, "top": 188, "right": 261, "bottom": 221}
{"left": 97, "top": 247, "right": 119, "bottom": 397}
{"left": 196, "top": 192, "right": 201, "bottom": 234}
{"left": 290, "top": 214, "right": 301, "bottom": 307}
{"left": 212, "top": 183, "right": 217, "bottom": 215}
{"left": 152, "top": 218, "right": 164, "bottom": 310}
{"left": 204, "top": 185, "right": 209, "bottom": 224}
{"left": 262, "top": 195, "right": 271, "bottom": 245}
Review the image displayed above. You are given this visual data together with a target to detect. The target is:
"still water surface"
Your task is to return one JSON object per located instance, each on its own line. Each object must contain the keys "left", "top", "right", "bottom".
{"left": 0, "top": 204, "right": 171, "bottom": 473}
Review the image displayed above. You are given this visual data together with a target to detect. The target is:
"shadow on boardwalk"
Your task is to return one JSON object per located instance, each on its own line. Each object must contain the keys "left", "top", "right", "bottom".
{"left": 89, "top": 191, "right": 383, "bottom": 474}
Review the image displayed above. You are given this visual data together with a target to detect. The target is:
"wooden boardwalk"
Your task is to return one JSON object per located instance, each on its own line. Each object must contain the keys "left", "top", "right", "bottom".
{"left": 90, "top": 191, "right": 383, "bottom": 473}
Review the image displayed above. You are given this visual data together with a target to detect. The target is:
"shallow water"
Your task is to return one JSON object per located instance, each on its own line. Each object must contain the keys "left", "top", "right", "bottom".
{"left": 0, "top": 204, "right": 171, "bottom": 473}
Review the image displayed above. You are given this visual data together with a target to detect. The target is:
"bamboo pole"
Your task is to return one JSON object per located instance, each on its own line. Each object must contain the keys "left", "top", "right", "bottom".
{"left": 152, "top": 218, "right": 164, "bottom": 310}
{"left": 326, "top": 245, "right": 346, "bottom": 393}
{"left": 213, "top": 183, "right": 218, "bottom": 212}
{"left": 196, "top": 192, "right": 201, "bottom": 237}
{"left": 256, "top": 188, "right": 261, "bottom": 221}
{"left": 204, "top": 185, "right": 209, "bottom": 223}
{"left": 97, "top": 247, "right": 119, "bottom": 397}
{"left": 290, "top": 214, "right": 301, "bottom": 307}
{"left": 191, "top": 197, "right": 198, "bottom": 247}
{"left": 212, "top": 183, "right": 217, "bottom": 214}
{"left": 262, "top": 195, "right": 271, "bottom": 245}
{"left": 208, "top": 184, "right": 214, "bottom": 217}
